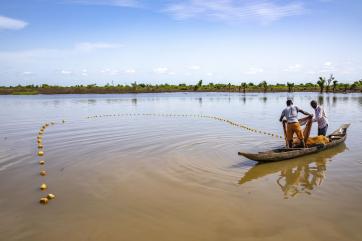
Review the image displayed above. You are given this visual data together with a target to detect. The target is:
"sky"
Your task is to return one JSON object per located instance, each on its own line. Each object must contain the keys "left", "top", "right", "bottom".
{"left": 0, "top": 0, "right": 361, "bottom": 86}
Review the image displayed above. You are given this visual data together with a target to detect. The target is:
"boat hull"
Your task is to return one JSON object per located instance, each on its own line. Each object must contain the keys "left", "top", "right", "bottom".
{"left": 238, "top": 124, "right": 349, "bottom": 162}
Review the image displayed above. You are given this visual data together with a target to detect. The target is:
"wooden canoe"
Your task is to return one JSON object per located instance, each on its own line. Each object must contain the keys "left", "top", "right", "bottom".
{"left": 238, "top": 124, "right": 350, "bottom": 162}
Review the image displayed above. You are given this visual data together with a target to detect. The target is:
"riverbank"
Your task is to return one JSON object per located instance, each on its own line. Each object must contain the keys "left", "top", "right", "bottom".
{"left": 1, "top": 83, "right": 361, "bottom": 95}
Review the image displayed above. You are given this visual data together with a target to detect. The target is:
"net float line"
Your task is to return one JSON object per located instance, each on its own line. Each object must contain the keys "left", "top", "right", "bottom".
{"left": 34, "top": 114, "right": 282, "bottom": 205}
{"left": 35, "top": 121, "right": 59, "bottom": 205}
{"left": 86, "top": 113, "right": 284, "bottom": 139}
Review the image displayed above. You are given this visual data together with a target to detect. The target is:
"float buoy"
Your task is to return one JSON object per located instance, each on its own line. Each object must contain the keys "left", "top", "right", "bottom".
{"left": 38, "top": 151, "right": 44, "bottom": 156}
{"left": 40, "top": 183, "right": 47, "bottom": 190}
{"left": 38, "top": 144, "right": 44, "bottom": 149}
{"left": 40, "top": 170, "right": 47, "bottom": 176}
{"left": 39, "top": 160, "right": 45, "bottom": 165}
{"left": 39, "top": 197, "right": 48, "bottom": 204}
{"left": 47, "top": 194, "right": 56, "bottom": 200}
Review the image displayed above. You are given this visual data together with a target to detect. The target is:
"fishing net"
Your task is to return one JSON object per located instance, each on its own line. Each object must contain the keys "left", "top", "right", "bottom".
{"left": 282, "top": 116, "right": 329, "bottom": 147}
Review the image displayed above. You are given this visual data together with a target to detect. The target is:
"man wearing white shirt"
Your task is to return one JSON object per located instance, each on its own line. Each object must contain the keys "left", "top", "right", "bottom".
{"left": 310, "top": 100, "right": 329, "bottom": 136}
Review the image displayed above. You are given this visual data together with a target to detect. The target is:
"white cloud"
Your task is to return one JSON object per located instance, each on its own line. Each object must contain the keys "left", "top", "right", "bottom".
{"left": 320, "top": 61, "right": 336, "bottom": 73}
{"left": 164, "top": 0, "right": 305, "bottom": 24}
{"left": 23, "top": 71, "right": 33, "bottom": 75}
{"left": 0, "top": 15, "right": 28, "bottom": 30}
{"left": 206, "top": 72, "right": 213, "bottom": 76}
{"left": 284, "top": 64, "right": 302, "bottom": 72}
{"left": 189, "top": 65, "right": 201, "bottom": 70}
{"left": 168, "top": 71, "right": 176, "bottom": 75}
{"left": 60, "top": 70, "right": 72, "bottom": 75}
{"left": 0, "top": 42, "right": 122, "bottom": 62}
{"left": 100, "top": 68, "right": 120, "bottom": 75}
{"left": 125, "top": 68, "right": 136, "bottom": 74}
{"left": 100, "top": 68, "right": 111, "bottom": 73}
{"left": 75, "top": 42, "right": 122, "bottom": 51}
{"left": 81, "top": 69, "right": 88, "bottom": 76}
{"left": 245, "top": 67, "right": 264, "bottom": 74}
{"left": 66, "top": 0, "right": 141, "bottom": 7}
{"left": 153, "top": 67, "right": 169, "bottom": 74}
{"left": 306, "top": 70, "right": 316, "bottom": 75}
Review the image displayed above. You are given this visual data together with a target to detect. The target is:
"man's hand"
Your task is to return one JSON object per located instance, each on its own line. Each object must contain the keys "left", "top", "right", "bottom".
{"left": 299, "top": 109, "right": 311, "bottom": 116}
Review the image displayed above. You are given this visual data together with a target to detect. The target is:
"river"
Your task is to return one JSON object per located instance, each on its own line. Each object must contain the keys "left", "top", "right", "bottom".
{"left": 0, "top": 92, "right": 361, "bottom": 241}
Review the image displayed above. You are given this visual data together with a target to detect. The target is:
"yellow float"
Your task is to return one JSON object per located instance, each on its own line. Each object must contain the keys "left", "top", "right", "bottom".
{"left": 39, "top": 160, "right": 45, "bottom": 165}
{"left": 39, "top": 197, "right": 48, "bottom": 204}
{"left": 47, "top": 194, "right": 56, "bottom": 200}
{"left": 40, "top": 171, "right": 47, "bottom": 176}
{"left": 40, "top": 183, "right": 47, "bottom": 190}
{"left": 38, "top": 144, "right": 44, "bottom": 149}
{"left": 38, "top": 151, "right": 44, "bottom": 156}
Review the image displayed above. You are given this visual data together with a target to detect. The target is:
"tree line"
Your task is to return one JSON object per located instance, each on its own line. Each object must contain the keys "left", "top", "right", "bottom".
{"left": 0, "top": 75, "right": 361, "bottom": 95}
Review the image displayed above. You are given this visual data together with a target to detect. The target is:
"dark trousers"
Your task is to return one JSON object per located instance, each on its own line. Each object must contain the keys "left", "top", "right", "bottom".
{"left": 318, "top": 124, "right": 328, "bottom": 136}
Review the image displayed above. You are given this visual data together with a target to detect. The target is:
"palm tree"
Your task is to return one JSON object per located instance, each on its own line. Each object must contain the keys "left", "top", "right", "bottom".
{"left": 287, "top": 82, "right": 294, "bottom": 92}
{"left": 326, "top": 74, "right": 334, "bottom": 93}
{"left": 194, "top": 79, "right": 203, "bottom": 91}
{"left": 259, "top": 81, "right": 268, "bottom": 92}
{"left": 317, "top": 77, "right": 325, "bottom": 93}
{"left": 241, "top": 82, "right": 247, "bottom": 93}
{"left": 332, "top": 80, "right": 338, "bottom": 93}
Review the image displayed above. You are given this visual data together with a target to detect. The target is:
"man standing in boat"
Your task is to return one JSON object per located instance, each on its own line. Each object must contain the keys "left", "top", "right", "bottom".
{"left": 279, "top": 99, "right": 312, "bottom": 148}
{"left": 310, "top": 100, "right": 329, "bottom": 136}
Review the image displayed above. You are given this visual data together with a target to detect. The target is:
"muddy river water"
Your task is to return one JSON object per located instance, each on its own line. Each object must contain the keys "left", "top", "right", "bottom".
{"left": 1, "top": 92, "right": 361, "bottom": 241}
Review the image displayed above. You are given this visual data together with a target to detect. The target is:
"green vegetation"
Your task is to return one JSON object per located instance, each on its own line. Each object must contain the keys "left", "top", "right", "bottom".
{"left": 317, "top": 77, "right": 326, "bottom": 93}
{"left": 1, "top": 78, "right": 361, "bottom": 95}
{"left": 287, "top": 82, "right": 294, "bottom": 92}
{"left": 11, "top": 90, "right": 39, "bottom": 95}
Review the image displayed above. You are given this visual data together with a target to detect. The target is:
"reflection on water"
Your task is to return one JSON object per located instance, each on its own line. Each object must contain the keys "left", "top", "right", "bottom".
{"left": 239, "top": 144, "right": 346, "bottom": 198}
{"left": 318, "top": 95, "right": 324, "bottom": 105}
{"left": 260, "top": 96, "right": 268, "bottom": 103}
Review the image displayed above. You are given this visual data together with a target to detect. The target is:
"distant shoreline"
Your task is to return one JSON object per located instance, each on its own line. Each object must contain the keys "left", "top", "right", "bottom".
{"left": 1, "top": 90, "right": 361, "bottom": 95}
{"left": 1, "top": 82, "right": 361, "bottom": 95}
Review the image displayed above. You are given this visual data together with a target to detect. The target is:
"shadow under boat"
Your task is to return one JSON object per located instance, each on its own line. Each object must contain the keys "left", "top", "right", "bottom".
{"left": 238, "top": 143, "right": 347, "bottom": 198}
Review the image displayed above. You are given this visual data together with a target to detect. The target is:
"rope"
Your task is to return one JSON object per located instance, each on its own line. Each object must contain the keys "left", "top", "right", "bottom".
{"left": 86, "top": 113, "right": 284, "bottom": 139}
{"left": 36, "top": 113, "right": 284, "bottom": 205}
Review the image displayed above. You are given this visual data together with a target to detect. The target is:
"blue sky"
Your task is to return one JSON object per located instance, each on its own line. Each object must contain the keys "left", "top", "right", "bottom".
{"left": 0, "top": 0, "right": 361, "bottom": 86}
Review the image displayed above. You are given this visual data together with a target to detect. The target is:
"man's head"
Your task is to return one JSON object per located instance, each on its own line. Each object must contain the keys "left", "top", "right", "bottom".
{"left": 310, "top": 100, "right": 318, "bottom": 109}
{"left": 286, "top": 99, "right": 293, "bottom": 106}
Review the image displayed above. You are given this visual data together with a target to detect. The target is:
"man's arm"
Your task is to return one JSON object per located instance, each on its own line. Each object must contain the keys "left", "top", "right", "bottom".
{"left": 279, "top": 110, "right": 285, "bottom": 122}
{"left": 298, "top": 108, "right": 312, "bottom": 116}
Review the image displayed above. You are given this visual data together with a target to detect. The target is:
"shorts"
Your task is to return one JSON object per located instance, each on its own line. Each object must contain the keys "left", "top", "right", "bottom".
{"left": 286, "top": 122, "right": 304, "bottom": 141}
{"left": 318, "top": 124, "right": 328, "bottom": 136}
